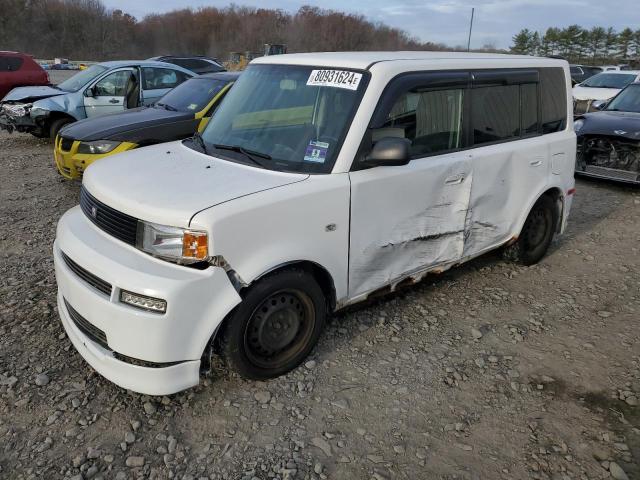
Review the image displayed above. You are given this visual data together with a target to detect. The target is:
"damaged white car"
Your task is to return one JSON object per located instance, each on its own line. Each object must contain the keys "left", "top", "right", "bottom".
{"left": 54, "top": 52, "right": 576, "bottom": 395}
{"left": 573, "top": 70, "right": 640, "bottom": 114}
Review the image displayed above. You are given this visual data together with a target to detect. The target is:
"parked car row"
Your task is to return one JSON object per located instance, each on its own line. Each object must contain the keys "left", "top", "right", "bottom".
{"left": 572, "top": 70, "right": 640, "bottom": 114}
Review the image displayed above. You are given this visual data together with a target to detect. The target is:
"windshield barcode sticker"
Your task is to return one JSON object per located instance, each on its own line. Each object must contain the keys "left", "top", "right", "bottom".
{"left": 307, "top": 70, "right": 362, "bottom": 90}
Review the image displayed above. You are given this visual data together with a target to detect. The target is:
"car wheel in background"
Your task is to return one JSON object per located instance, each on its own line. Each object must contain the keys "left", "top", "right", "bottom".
{"left": 49, "top": 117, "right": 73, "bottom": 139}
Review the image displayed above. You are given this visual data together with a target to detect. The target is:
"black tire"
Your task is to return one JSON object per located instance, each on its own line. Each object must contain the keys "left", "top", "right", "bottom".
{"left": 49, "top": 117, "right": 73, "bottom": 139}
{"left": 30, "top": 129, "right": 46, "bottom": 138}
{"left": 503, "top": 195, "right": 557, "bottom": 266}
{"left": 220, "top": 268, "right": 326, "bottom": 380}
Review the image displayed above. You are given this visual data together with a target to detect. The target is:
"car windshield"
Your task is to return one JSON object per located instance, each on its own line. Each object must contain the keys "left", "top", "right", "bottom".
{"left": 198, "top": 64, "right": 368, "bottom": 173}
{"left": 580, "top": 73, "right": 637, "bottom": 89}
{"left": 156, "top": 77, "right": 229, "bottom": 112}
{"left": 606, "top": 85, "right": 640, "bottom": 113}
{"left": 56, "top": 64, "right": 109, "bottom": 92}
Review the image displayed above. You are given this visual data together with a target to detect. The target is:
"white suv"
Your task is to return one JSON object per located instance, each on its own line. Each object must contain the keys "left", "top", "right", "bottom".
{"left": 54, "top": 52, "right": 576, "bottom": 395}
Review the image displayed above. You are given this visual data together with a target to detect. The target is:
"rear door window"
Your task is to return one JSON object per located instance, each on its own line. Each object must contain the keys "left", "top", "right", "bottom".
{"left": 471, "top": 85, "right": 520, "bottom": 144}
{"left": 143, "top": 68, "right": 186, "bottom": 90}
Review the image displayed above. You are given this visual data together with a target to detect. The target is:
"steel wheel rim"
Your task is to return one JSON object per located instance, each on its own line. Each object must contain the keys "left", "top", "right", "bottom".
{"left": 524, "top": 206, "right": 551, "bottom": 250}
{"left": 244, "top": 289, "right": 315, "bottom": 370}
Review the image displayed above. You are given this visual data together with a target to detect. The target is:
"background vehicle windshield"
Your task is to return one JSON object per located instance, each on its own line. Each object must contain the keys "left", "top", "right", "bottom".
{"left": 200, "top": 64, "right": 367, "bottom": 173}
{"left": 606, "top": 85, "right": 640, "bottom": 113}
{"left": 580, "top": 73, "right": 637, "bottom": 89}
{"left": 57, "top": 64, "right": 109, "bottom": 92}
{"left": 156, "top": 77, "right": 228, "bottom": 112}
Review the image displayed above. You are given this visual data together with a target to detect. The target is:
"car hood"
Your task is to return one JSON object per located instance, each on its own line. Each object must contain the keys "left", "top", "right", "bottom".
{"left": 82, "top": 141, "right": 309, "bottom": 228}
{"left": 578, "top": 111, "right": 640, "bottom": 140}
{"left": 60, "top": 107, "right": 192, "bottom": 142}
{"left": 572, "top": 85, "right": 620, "bottom": 101}
{"left": 2, "top": 85, "right": 65, "bottom": 102}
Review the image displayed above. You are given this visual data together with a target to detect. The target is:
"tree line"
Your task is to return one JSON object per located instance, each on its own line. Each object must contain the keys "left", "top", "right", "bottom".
{"left": 0, "top": 0, "right": 448, "bottom": 61}
{"left": 511, "top": 26, "right": 640, "bottom": 65}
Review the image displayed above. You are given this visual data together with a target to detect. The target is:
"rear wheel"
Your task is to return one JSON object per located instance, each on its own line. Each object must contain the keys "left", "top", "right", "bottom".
{"left": 49, "top": 117, "right": 73, "bottom": 139}
{"left": 503, "top": 195, "right": 556, "bottom": 265}
{"left": 221, "top": 269, "right": 326, "bottom": 380}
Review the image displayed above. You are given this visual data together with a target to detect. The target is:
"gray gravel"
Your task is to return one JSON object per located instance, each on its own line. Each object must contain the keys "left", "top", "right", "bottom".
{"left": 0, "top": 131, "right": 638, "bottom": 479}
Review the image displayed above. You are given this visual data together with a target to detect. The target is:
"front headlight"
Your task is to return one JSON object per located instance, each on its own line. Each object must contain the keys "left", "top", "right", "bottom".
{"left": 136, "top": 220, "right": 209, "bottom": 264}
{"left": 573, "top": 119, "right": 585, "bottom": 132}
{"left": 77, "top": 140, "right": 120, "bottom": 154}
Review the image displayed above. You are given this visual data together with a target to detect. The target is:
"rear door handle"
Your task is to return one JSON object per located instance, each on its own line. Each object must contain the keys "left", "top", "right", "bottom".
{"left": 445, "top": 174, "right": 465, "bottom": 185}
{"left": 109, "top": 98, "right": 120, "bottom": 104}
{"left": 529, "top": 158, "right": 543, "bottom": 167}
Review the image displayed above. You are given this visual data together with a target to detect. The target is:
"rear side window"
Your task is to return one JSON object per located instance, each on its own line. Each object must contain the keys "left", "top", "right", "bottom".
{"left": 143, "top": 68, "right": 186, "bottom": 90}
{"left": 382, "top": 88, "right": 464, "bottom": 157}
{"left": 0, "top": 56, "right": 24, "bottom": 71}
{"left": 539, "top": 68, "right": 567, "bottom": 133}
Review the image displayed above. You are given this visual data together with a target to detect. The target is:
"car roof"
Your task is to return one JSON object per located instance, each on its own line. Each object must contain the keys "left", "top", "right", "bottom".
{"left": 592, "top": 70, "right": 640, "bottom": 75}
{"left": 251, "top": 51, "right": 567, "bottom": 70}
{"left": 98, "top": 60, "right": 192, "bottom": 70}
{"left": 196, "top": 71, "right": 241, "bottom": 81}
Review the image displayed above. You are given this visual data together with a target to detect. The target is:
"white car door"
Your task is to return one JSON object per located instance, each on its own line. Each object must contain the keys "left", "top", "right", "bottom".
{"left": 348, "top": 72, "right": 472, "bottom": 299}
{"left": 84, "top": 68, "right": 134, "bottom": 118}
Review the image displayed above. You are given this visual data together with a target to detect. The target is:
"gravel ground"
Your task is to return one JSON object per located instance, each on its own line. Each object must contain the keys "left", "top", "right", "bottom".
{"left": 0, "top": 131, "right": 638, "bottom": 480}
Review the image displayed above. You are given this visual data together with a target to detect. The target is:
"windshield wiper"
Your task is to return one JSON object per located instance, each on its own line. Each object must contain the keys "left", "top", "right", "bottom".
{"left": 212, "top": 143, "right": 272, "bottom": 169}
{"left": 191, "top": 131, "right": 207, "bottom": 154}
{"left": 156, "top": 102, "right": 178, "bottom": 111}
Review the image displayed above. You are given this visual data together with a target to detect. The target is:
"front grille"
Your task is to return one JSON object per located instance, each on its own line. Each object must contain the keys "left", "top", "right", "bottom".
{"left": 62, "top": 252, "right": 112, "bottom": 296}
{"left": 60, "top": 136, "right": 74, "bottom": 151}
{"left": 64, "top": 299, "right": 109, "bottom": 350}
{"left": 584, "top": 165, "right": 640, "bottom": 182}
{"left": 80, "top": 186, "right": 138, "bottom": 246}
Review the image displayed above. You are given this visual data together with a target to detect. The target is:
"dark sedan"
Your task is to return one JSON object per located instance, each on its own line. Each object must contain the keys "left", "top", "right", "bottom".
{"left": 575, "top": 82, "right": 640, "bottom": 184}
{"left": 54, "top": 71, "right": 240, "bottom": 179}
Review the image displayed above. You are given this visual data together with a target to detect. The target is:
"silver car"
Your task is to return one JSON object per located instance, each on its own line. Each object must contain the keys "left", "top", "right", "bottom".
{"left": 0, "top": 60, "right": 194, "bottom": 138}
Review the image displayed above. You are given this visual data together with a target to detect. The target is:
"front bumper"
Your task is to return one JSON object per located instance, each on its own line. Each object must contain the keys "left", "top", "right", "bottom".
{"left": 54, "top": 136, "right": 138, "bottom": 179}
{"left": 0, "top": 110, "right": 37, "bottom": 133}
{"left": 54, "top": 206, "right": 242, "bottom": 394}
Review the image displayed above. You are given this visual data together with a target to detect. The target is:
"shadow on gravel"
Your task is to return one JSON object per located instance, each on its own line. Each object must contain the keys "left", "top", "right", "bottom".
{"left": 540, "top": 378, "right": 639, "bottom": 479}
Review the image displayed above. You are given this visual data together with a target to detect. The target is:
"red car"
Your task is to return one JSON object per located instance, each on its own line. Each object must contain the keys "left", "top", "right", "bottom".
{"left": 0, "top": 51, "right": 49, "bottom": 100}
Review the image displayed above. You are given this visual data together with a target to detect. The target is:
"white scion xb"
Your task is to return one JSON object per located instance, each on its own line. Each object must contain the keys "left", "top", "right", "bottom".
{"left": 54, "top": 52, "right": 576, "bottom": 395}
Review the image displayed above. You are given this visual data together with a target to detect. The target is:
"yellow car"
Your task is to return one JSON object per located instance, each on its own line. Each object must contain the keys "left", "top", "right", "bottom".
{"left": 54, "top": 72, "right": 239, "bottom": 179}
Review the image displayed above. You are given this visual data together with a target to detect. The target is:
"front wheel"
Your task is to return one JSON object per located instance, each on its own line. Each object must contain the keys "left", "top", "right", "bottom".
{"left": 503, "top": 195, "right": 557, "bottom": 266}
{"left": 220, "top": 268, "right": 326, "bottom": 380}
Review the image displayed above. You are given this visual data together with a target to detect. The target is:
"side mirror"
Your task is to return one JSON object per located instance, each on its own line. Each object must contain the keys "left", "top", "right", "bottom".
{"left": 591, "top": 100, "right": 606, "bottom": 111}
{"left": 363, "top": 137, "right": 411, "bottom": 167}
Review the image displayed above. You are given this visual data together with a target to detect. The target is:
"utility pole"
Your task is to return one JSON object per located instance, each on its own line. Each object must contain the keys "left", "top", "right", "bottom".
{"left": 467, "top": 8, "right": 474, "bottom": 52}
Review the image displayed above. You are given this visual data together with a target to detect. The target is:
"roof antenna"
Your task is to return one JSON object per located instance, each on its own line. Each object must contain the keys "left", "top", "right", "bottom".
{"left": 467, "top": 7, "right": 475, "bottom": 52}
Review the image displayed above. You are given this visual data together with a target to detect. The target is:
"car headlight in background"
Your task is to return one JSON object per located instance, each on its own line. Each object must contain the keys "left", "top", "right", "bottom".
{"left": 573, "top": 119, "right": 585, "bottom": 132}
{"left": 2, "top": 103, "right": 31, "bottom": 117}
{"left": 77, "top": 140, "right": 120, "bottom": 154}
{"left": 136, "top": 221, "right": 209, "bottom": 264}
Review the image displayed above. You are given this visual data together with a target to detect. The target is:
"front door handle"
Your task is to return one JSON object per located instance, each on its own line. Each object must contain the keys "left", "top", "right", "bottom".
{"left": 529, "top": 158, "right": 543, "bottom": 167}
{"left": 109, "top": 98, "right": 120, "bottom": 104}
{"left": 445, "top": 174, "right": 465, "bottom": 185}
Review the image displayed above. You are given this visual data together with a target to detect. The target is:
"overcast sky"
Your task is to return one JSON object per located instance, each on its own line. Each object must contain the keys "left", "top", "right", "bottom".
{"left": 102, "top": 0, "right": 640, "bottom": 49}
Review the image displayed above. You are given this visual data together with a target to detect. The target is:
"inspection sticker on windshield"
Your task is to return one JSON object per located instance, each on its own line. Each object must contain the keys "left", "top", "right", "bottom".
{"left": 303, "top": 140, "right": 329, "bottom": 163}
{"left": 307, "top": 70, "right": 362, "bottom": 90}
